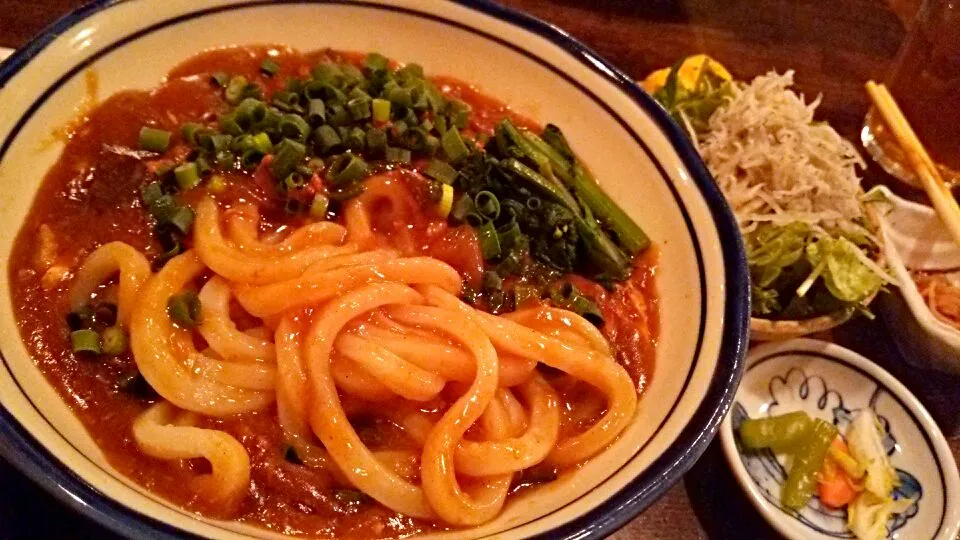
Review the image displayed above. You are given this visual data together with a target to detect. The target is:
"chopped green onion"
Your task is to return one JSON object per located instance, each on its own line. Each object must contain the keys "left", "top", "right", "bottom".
{"left": 235, "top": 98, "right": 267, "bottom": 128}
{"left": 474, "top": 191, "right": 501, "bottom": 221}
{"left": 344, "top": 127, "right": 366, "bottom": 152}
{"left": 435, "top": 115, "right": 448, "bottom": 135}
{"left": 100, "top": 326, "right": 128, "bottom": 356}
{"left": 271, "top": 90, "right": 303, "bottom": 113}
{"left": 342, "top": 64, "right": 365, "bottom": 85}
{"left": 241, "top": 148, "right": 264, "bottom": 169}
{"left": 326, "top": 153, "right": 370, "bottom": 185}
{"left": 312, "top": 62, "right": 343, "bottom": 83}
{"left": 313, "top": 125, "right": 342, "bottom": 154}
{"left": 180, "top": 123, "right": 205, "bottom": 146}
{"left": 447, "top": 99, "right": 471, "bottom": 129}
{"left": 251, "top": 132, "right": 273, "bottom": 153}
{"left": 70, "top": 329, "right": 100, "bottom": 355}
{"left": 260, "top": 58, "right": 281, "bottom": 76}
{"left": 279, "top": 172, "right": 305, "bottom": 193}
{"left": 167, "top": 291, "right": 201, "bottom": 328}
{"left": 385, "top": 146, "right": 411, "bottom": 164}
{"left": 365, "top": 127, "right": 387, "bottom": 153}
{"left": 166, "top": 206, "right": 195, "bottom": 235}
{"left": 400, "top": 127, "right": 428, "bottom": 151}
{"left": 225, "top": 75, "right": 250, "bottom": 105}
{"left": 279, "top": 113, "right": 310, "bottom": 143}
{"left": 327, "top": 103, "right": 351, "bottom": 126}
{"left": 441, "top": 128, "right": 470, "bottom": 164}
{"left": 365, "top": 52, "right": 389, "bottom": 72}
{"left": 372, "top": 98, "right": 391, "bottom": 123}
{"left": 497, "top": 220, "right": 521, "bottom": 250}
{"left": 347, "top": 96, "right": 372, "bottom": 121}
{"left": 450, "top": 193, "right": 474, "bottom": 222}
{"left": 568, "top": 294, "right": 604, "bottom": 326}
{"left": 424, "top": 159, "right": 458, "bottom": 185}
{"left": 139, "top": 127, "right": 171, "bottom": 153}
{"left": 210, "top": 71, "right": 230, "bottom": 88}
{"left": 387, "top": 86, "right": 414, "bottom": 108}
{"left": 174, "top": 162, "right": 201, "bottom": 190}
{"left": 310, "top": 194, "right": 330, "bottom": 219}
{"left": 307, "top": 99, "right": 326, "bottom": 125}
{"left": 526, "top": 197, "right": 543, "bottom": 211}
{"left": 424, "top": 134, "right": 440, "bottom": 156}
{"left": 219, "top": 113, "right": 243, "bottom": 136}
{"left": 141, "top": 182, "right": 163, "bottom": 207}
{"left": 477, "top": 221, "right": 501, "bottom": 260}
{"left": 465, "top": 213, "right": 485, "bottom": 227}
{"left": 270, "top": 138, "right": 307, "bottom": 181}
{"left": 147, "top": 194, "right": 177, "bottom": 222}
{"left": 513, "top": 285, "right": 541, "bottom": 307}
{"left": 285, "top": 77, "right": 303, "bottom": 93}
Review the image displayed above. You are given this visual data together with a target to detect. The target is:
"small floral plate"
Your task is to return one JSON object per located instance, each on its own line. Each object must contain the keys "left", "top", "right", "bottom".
{"left": 719, "top": 338, "right": 960, "bottom": 540}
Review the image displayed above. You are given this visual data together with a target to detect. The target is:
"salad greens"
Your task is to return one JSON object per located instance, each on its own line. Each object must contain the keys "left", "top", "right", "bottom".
{"left": 746, "top": 223, "right": 884, "bottom": 320}
{"left": 651, "top": 57, "right": 733, "bottom": 135}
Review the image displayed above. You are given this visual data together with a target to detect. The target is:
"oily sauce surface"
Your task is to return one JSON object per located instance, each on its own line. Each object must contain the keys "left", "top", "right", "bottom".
{"left": 8, "top": 46, "right": 658, "bottom": 538}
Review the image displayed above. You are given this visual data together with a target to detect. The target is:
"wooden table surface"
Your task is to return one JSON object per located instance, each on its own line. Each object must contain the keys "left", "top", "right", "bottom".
{"left": 1, "top": 1, "right": 959, "bottom": 539}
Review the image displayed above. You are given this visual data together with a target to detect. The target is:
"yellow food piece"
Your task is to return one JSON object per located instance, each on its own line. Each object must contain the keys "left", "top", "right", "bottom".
{"left": 437, "top": 183, "right": 454, "bottom": 218}
{"left": 641, "top": 54, "right": 732, "bottom": 93}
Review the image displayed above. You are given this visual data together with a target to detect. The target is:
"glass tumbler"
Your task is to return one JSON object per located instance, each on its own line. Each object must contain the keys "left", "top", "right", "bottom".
{"left": 861, "top": 0, "right": 960, "bottom": 188}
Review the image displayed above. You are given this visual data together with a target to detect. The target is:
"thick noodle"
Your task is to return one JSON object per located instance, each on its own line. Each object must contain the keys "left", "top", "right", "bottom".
{"left": 69, "top": 190, "right": 644, "bottom": 527}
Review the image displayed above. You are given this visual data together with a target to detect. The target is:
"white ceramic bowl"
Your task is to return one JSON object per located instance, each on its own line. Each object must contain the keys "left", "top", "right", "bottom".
{"left": 0, "top": 1, "right": 750, "bottom": 538}
{"left": 720, "top": 338, "right": 960, "bottom": 540}
{"left": 871, "top": 188, "right": 960, "bottom": 374}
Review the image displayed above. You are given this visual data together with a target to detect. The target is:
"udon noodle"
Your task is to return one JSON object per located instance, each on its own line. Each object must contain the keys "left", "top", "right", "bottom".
{"left": 71, "top": 187, "right": 636, "bottom": 524}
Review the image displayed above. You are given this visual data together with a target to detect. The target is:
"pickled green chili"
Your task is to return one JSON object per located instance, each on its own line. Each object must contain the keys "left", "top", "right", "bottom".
{"left": 782, "top": 418, "right": 838, "bottom": 510}
{"left": 738, "top": 411, "right": 814, "bottom": 452}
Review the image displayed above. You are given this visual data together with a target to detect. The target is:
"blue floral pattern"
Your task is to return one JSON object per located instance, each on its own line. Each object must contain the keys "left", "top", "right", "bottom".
{"left": 731, "top": 367, "right": 922, "bottom": 538}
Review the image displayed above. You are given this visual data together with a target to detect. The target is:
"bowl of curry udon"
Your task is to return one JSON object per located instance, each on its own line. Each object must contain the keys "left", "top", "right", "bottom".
{"left": 0, "top": 1, "right": 748, "bottom": 538}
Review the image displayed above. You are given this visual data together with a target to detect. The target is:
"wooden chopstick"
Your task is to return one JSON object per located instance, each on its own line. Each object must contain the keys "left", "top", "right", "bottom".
{"left": 865, "top": 80, "right": 960, "bottom": 248}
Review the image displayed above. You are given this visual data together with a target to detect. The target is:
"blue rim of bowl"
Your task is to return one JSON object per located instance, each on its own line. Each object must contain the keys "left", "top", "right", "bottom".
{"left": 0, "top": 0, "right": 749, "bottom": 538}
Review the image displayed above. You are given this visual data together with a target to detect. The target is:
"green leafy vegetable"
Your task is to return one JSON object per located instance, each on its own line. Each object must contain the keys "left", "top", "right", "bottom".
{"left": 746, "top": 223, "right": 885, "bottom": 319}
{"left": 651, "top": 57, "right": 733, "bottom": 135}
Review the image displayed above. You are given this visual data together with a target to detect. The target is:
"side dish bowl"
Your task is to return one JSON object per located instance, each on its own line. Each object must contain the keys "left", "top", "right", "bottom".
{"left": 874, "top": 188, "right": 960, "bottom": 375}
{"left": 720, "top": 338, "right": 960, "bottom": 540}
{"left": 0, "top": 1, "right": 749, "bottom": 538}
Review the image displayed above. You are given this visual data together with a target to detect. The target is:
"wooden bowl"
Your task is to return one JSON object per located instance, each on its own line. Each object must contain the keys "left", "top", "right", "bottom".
{"left": 750, "top": 205, "right": 884, "bottom": 341}
{"left": 750, "top": 292, "right": 877, "bottom": 341}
